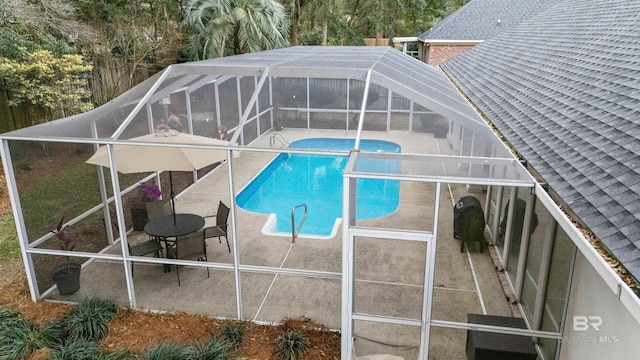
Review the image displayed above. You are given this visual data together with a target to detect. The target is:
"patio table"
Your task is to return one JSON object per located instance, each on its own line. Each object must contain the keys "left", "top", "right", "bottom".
{"left": 144, "top": 213, "right": 205, "bottom": 270}
{"left": 144, "top": 213, "right": 205, "bottom": 239}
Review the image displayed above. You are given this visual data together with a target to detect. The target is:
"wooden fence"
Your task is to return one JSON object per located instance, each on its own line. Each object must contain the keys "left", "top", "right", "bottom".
{"left": 0, "top": 85, "right": 32, "bottom": 133}
{"left": 364, "top": 38, "right": 403, "bottom": 50}
{"left": 90, "top": 55, "right": 151, "bottom": 106}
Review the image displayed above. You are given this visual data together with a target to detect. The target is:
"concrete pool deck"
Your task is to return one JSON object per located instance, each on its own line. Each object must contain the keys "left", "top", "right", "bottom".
{"left": 52, "top": 129, "right": 517, "bottom": 359}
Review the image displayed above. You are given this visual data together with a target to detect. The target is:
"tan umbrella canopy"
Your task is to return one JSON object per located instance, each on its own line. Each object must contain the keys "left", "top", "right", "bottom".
{"left": 86, "top": 130, "right": 233, "bottom": 173}
{"left": 86, "top": 130, "right": 236, "bottom": 223}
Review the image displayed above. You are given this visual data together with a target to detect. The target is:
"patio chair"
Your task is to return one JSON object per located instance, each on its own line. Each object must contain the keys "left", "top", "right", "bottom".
{"left": 128, "top": 239, "right": 164, "bottom": 276}
{"left": 145, "top": 199, "right": 172, "bottom": 220}
{"left": 173, "top": 230, "right": 209, "bottom": 286}
{"left": 111, "top": 219, "right": 164, "bottom": 276}
{"left": 203, "top": 201, "right": 231, "bottom": 253}
{"left": 145, "top": 199, "right": 172, "bottom": 241}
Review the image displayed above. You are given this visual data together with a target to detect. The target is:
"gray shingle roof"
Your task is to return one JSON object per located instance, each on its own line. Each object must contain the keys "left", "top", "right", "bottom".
{"left": 441, "top": 0, "right": 640, "bottom": 280}
{"left": 419, "top": 0, "right": 561, "bottom": 41}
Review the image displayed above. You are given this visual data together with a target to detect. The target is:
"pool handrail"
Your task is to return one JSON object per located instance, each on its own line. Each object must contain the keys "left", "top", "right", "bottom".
{"left": 270, "top": 133, "right": 290, "bottom": 148}
{"left": 291, "top": 204, "right": 307, "bottom": 243}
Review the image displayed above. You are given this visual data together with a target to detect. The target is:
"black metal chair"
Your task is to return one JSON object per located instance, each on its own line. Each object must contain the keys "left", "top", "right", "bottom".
{"left": 145, "top": 199, "right": 172, "bottom": 243}
{"left": 203, "top": 201, "right": 231, "bottom": 253}
{"left": 112, "top": 219, "right": 164, "bottom": 276}
{"left": 145, "top": 199, "right": 172, "bottom": 219}
{"left": 127, "top": 239, "right": 163, "bottom": 275}
{"left": 172, "top": 230, "right": 208, "bottom": 286}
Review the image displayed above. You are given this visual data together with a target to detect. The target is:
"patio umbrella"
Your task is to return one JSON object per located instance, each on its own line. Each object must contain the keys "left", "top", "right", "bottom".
{"left": 86, "top": 130, "right": 236, "bottom": 223}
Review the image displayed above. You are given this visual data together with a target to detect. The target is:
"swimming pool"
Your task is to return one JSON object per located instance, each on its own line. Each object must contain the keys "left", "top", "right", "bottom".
{"left": 236, "top": 138, "right": 401, "bottom": 238}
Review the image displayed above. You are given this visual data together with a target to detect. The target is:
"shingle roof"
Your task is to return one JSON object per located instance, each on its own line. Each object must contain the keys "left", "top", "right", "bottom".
{"left": 441, "top": 0, "right": 640, "bottom": 280}
{"left": 419, "top": 0, "right": 561, "bottom": 41}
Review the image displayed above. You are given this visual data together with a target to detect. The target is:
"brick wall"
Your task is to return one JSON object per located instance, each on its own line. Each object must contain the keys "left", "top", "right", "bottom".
{"left": 424, "top": 44, "right": 475, "bottom": 66}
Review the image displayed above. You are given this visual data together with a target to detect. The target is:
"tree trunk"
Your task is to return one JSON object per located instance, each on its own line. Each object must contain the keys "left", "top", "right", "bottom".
{"left": 234, "top": 28, "right": 242, "bottom": 55}
{"left": 322, "top": 21, "right": 328, "bottom": 46}
{"left": 349, "top": 0, "right": 361, "bottom": 27}
{"left": 289, "top": 0, "right": 299, "bottom": 45}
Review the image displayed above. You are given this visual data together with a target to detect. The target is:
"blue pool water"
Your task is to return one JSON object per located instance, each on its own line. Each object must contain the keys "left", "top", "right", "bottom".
{"left": 236, "top": 138, "right": 401, "bottom": 237}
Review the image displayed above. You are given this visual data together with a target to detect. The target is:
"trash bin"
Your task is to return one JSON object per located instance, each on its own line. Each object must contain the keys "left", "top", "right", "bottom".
{"left": 454, "top": 196, "right": 486, "bottom": 253}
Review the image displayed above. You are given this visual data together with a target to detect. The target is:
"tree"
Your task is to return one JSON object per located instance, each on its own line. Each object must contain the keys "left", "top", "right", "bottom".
{"left": 285, "top": 0, "right": 301, "bottom": 46}
{"left": 74, "top": 1, "right": 185, "bottom": 103}
{"left": 181, "top": 0, "right": 290, "bottom": 59}
{"left": 343, "top": 0, "right": 427, "bottom": 40}
{"left": 296, "top": 0, "right": 441, "bottom": 47}
{"left": 0, "top": 49, "right": 93, "bottom": 124}
{"left": 304, "top": 0, "right": 339, "bottom": 45}
{"left": 297, "top": 0, "right": 365, "bottom": 46}
{"left": 1, "top": 0, "right": 97, "bottom": 47}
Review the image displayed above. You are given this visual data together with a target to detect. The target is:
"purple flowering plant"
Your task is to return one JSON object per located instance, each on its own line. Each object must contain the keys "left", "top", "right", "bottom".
{"left": 129, "top": 182, "right": 162, "bottom": 210}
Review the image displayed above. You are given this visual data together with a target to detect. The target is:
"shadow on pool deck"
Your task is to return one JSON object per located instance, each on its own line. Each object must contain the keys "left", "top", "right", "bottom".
{"left": 49, "top": 129, "right": 515, "bottom": 359}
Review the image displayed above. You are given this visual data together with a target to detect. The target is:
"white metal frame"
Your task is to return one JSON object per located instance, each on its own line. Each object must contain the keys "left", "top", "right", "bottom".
{"left": 338, "top": 144, "right": 566, "bottom": 358}
{"left": 3, "top": 46, "right": 639, "bottom": 359}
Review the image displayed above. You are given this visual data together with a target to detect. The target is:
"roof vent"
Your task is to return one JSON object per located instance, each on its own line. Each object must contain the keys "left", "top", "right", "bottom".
{"left": 497, "top": 18, "right": 501, "bottom": 26}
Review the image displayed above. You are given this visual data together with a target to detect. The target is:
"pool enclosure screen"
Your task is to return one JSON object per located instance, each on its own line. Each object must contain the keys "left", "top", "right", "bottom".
{"left": 0, "top": 46, "right": 559, "bottom": 359}
{"left": 5, "top": 46, "right": 510, "bottom": 154}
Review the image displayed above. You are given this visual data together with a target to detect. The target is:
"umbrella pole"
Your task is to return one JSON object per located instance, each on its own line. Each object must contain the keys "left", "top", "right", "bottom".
{"left": 169, "top": 171, "right": 176, "bottom": 224}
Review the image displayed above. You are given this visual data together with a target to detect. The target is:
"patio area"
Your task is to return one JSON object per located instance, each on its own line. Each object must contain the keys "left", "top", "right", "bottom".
{"left": 47, "top": 129, "right": 516, "bottom": 359}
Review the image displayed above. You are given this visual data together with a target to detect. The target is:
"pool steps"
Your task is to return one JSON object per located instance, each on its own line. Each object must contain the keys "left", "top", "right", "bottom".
{"left": 261, "top": 213, "right": 342, "bottom": 240}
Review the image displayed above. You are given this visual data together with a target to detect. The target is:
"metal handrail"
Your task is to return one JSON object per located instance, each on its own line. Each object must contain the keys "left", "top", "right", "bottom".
{"left": 291, "top": 204, "right": 307, "bottom": 243}
{"left": 270, "top": 133, "right": 289, "bottom": 148}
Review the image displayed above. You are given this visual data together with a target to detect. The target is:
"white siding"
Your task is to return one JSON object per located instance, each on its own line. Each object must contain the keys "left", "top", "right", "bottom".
{"left": 560, "top": 253, "right": 640, "bottom": 359}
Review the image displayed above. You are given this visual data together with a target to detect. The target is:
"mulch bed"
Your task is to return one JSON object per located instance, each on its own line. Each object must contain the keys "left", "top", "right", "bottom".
{"left": 0, "top": 276, "right": 340, "bottom": 359}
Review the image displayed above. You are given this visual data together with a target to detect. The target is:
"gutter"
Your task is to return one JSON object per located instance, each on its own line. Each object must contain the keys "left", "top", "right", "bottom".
{"left": 420, "top": 39, "right": 484, "bottom": 45}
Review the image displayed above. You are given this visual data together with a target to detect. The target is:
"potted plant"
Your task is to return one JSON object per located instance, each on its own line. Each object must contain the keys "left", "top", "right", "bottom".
{"left": 129, "top": 182, "right": 162, "bottom": 231}
{"left": 49, "top": 217, "right": 81, "bottom": 295}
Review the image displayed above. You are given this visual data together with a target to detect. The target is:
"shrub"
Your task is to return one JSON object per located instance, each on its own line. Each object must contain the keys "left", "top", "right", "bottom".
{"left": 349, "top": 86, "right": 380, "bottom": 108}
{"left": 16, "top": 160, "right": 34, "bottom": 171}
{"left": 140, "top": 342, "right": 193, "bottom": 360}
{"left": 64, "top": 298, "right": 118, "bottom": 341}
{"left": 102, "top": 349, "right": 136, "bottom": 360}
{"left": 47, "top": 337, "right": 103, "bottom": 360}
{"left": 275, "top": 328, "right": 308, "bottom": 360}
{"left": 221, "top": 321, "right": 245, "bottom": 350}
{"left": 0, "top": 317, "right": 64, "bottom": 360}
{"left": 190, "top": 336, "right": 232, "bottom": 360}
{"left": 0, "top": 307, "right": 22, "bottom": 324}
{"left": 277, "top": 84, "right": 337, "bottom": 109}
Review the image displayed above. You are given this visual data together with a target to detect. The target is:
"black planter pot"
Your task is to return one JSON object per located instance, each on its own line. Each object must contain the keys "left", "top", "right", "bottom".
{"left": 131, "top": 208, "right": 149, "bottom": 231}
{"left": 51, "top": 263, "right": 81, "bottom": 295}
